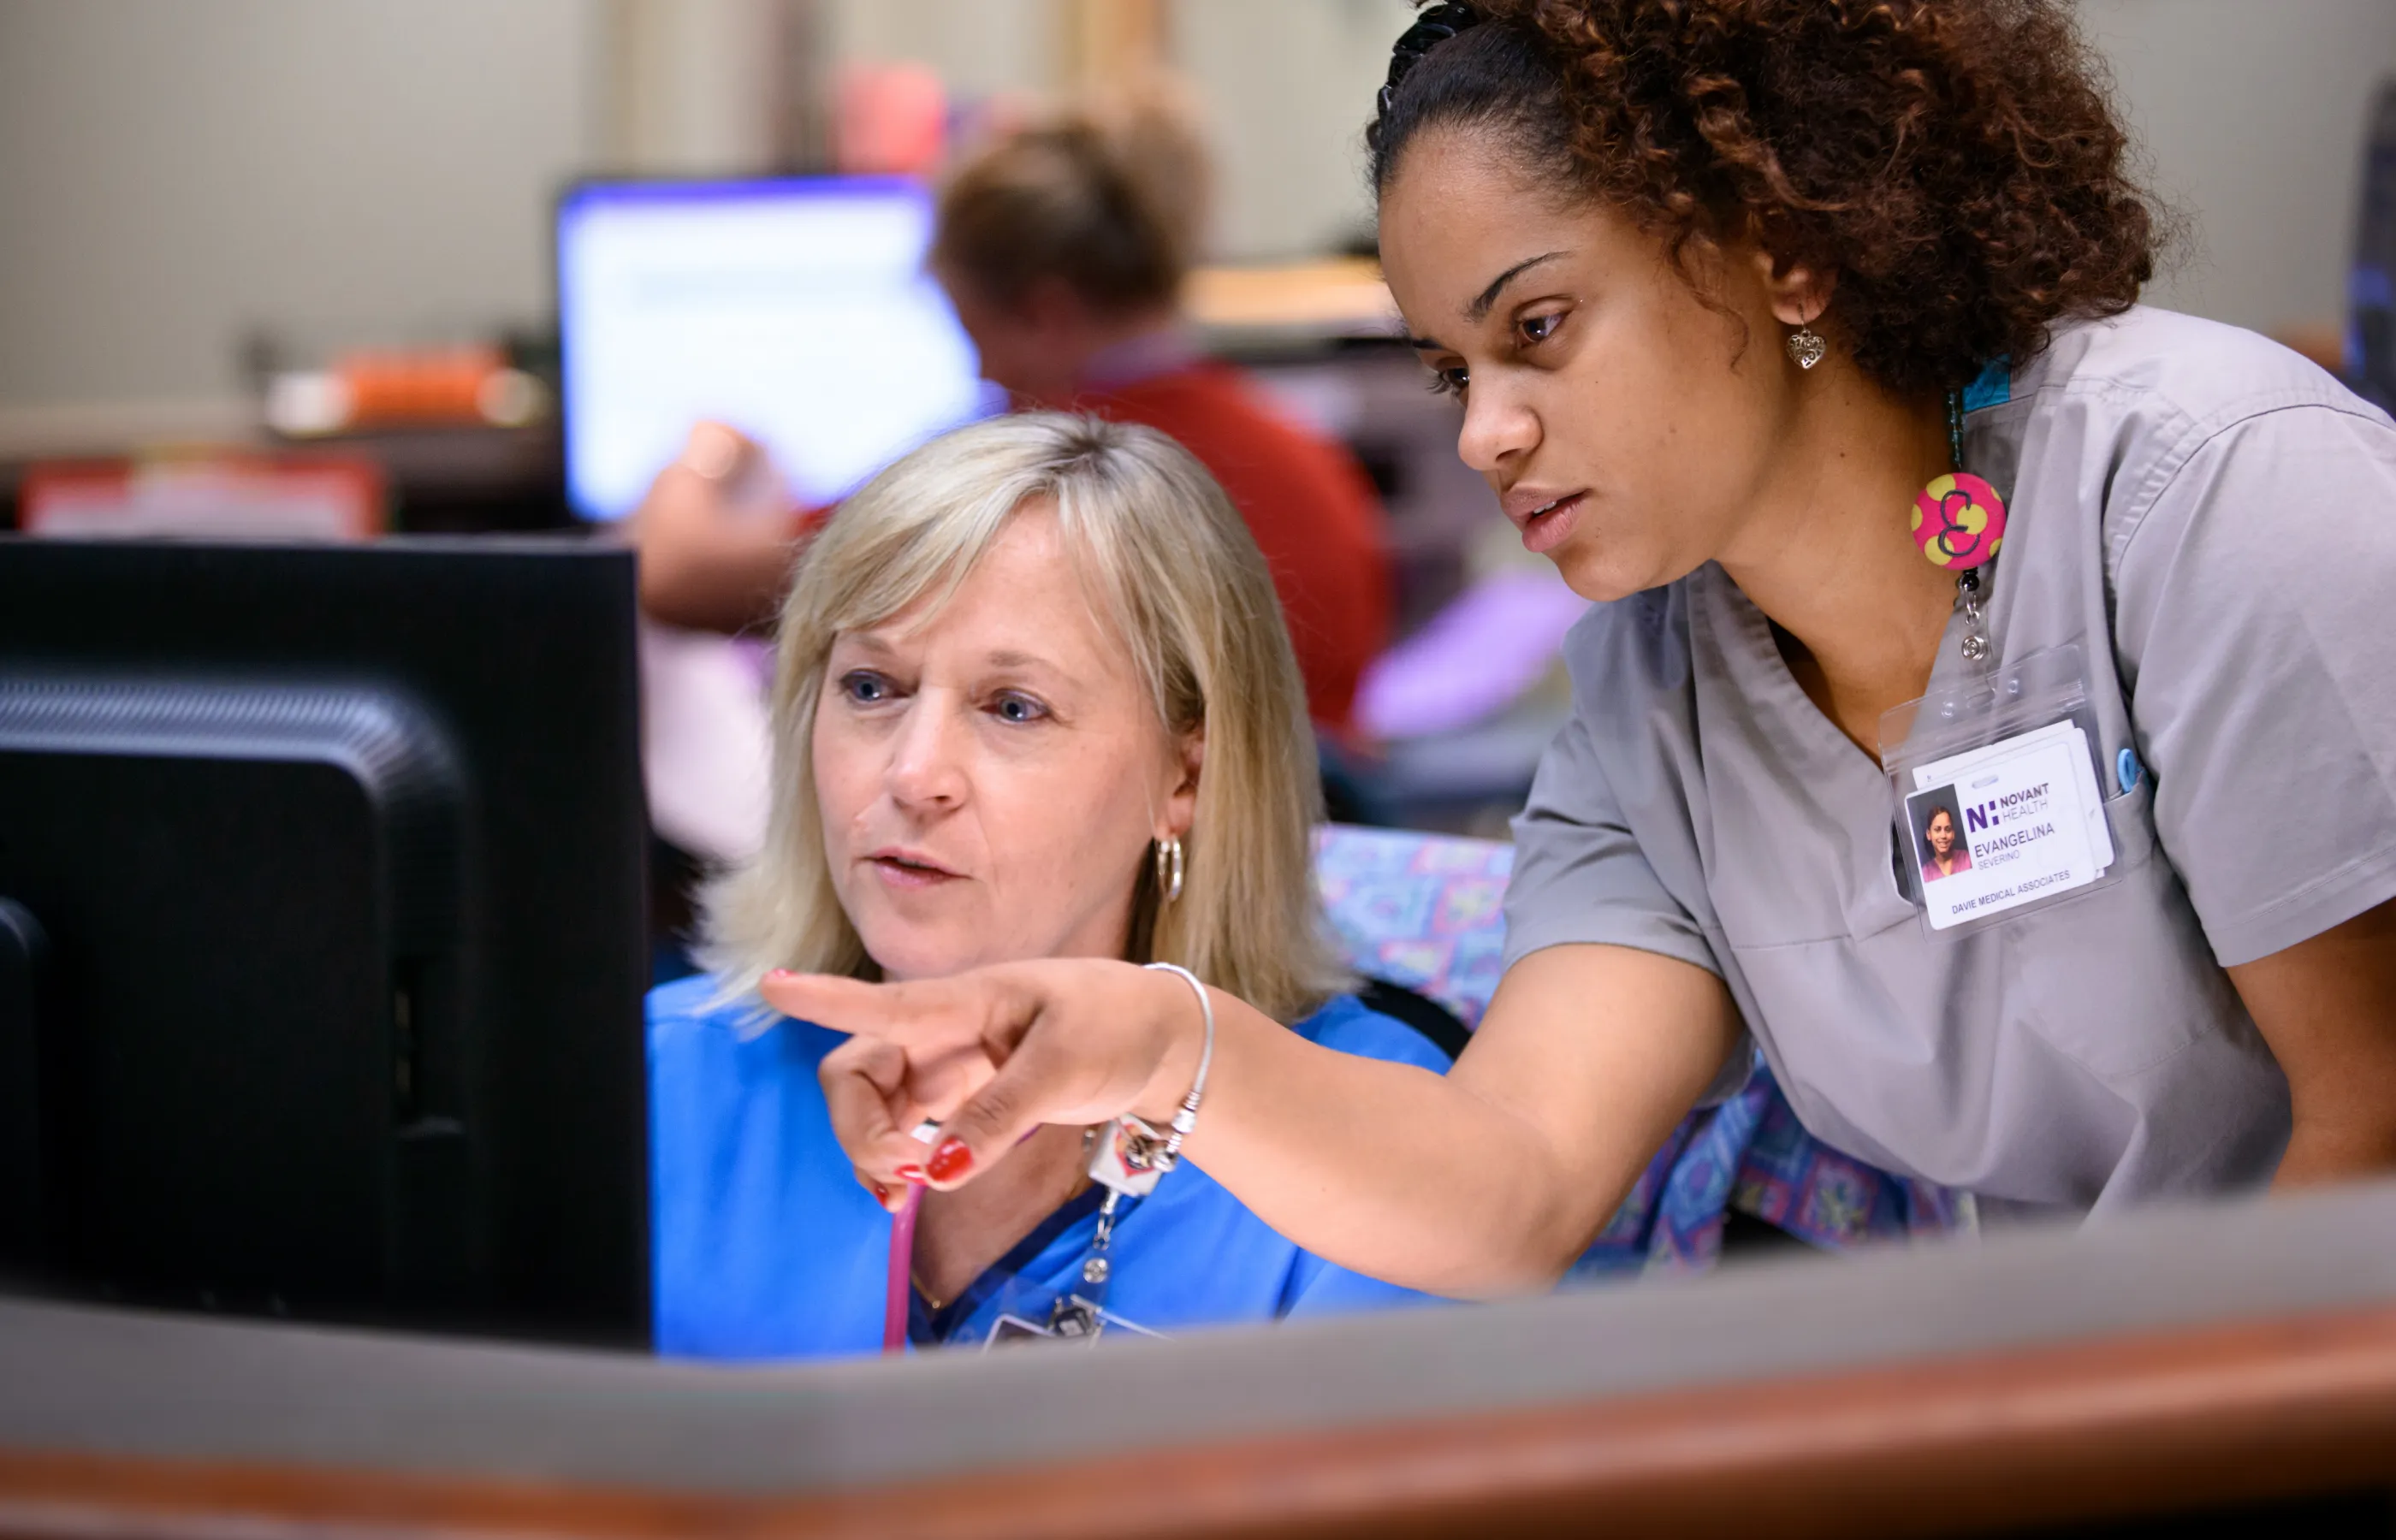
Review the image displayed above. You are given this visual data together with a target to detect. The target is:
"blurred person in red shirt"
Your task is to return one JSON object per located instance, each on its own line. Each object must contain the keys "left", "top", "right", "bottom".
{"left": 634, "top": 88, "right": 1395, "bottom": 742}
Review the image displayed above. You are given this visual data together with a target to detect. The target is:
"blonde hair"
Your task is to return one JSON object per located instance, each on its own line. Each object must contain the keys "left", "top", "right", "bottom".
{"left": 929, "top": 82, "right": 1212, "bottom": 317}
{"left": 699, "top": 412, "right": 1349, "bottom": 1024}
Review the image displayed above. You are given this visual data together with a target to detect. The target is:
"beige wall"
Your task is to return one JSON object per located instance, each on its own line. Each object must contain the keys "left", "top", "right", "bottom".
{"left": 828, "top": 0, "right": 1057, "bottom": 104}
{"left": 608, "top": 0, "right": 786, "bottom": 175}
{"left": 3, "top": 1, "right": 2393, "bottom": 409}
{"left": 2079, "top": 0, "right": 2396, "bottom": 333}
{"left": 0, "top": 0, "right": 605, "bottom": 405}
{"left": 820, "top": 0, "right": 1411, "bottom": 259}
{"left": 1172, "top": 0, "right": 1414, "bottom": 260}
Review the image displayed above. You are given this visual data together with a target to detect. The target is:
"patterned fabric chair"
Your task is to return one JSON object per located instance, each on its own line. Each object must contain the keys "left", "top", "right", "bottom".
{"left": 1315, "top": 824, "right": 1966, "bottom": 1275}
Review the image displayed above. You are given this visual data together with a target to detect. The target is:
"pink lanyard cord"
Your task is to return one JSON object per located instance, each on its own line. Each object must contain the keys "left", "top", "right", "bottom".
{"left": 882, "top": 1184, "right": 923, "bottom": 1353}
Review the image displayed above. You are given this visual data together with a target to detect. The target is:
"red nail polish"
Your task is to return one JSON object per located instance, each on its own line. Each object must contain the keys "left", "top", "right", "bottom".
{"left": 894, "top": 1164, "right": 927, "bottom": 1183}
{"left": 869, "top": 1180, "right": 889, "bottom": 1203}
{"left": 765, "top": 968, "right": 798, "bottom": 984}
{"left": 927, "top": 1138, "right": 974, "bottom": 1182}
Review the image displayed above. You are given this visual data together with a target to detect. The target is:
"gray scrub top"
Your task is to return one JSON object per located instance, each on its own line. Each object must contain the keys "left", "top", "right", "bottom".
{"left": 1503, "top": 305, "right": 2396, "bottom": 1214}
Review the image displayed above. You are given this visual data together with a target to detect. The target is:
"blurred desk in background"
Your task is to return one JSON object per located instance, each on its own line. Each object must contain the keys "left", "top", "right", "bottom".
{"left": 1186, "top": 257, "right": 1398, "bottom": 344}
{"left": 6, "top": 1182, "right": 2396, "bottom": 1538}
{"left": 0, "top": 399, "right": 568, "bottom": 537}
{"left": 0, "top": 261, "right": 1462, "bottom": 554}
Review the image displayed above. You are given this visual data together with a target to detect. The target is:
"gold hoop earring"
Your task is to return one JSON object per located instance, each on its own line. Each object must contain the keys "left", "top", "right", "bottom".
{"left": 1785, "top": 323, "right": 1827, "bottom": 371}
{"left": 1154, "top": 836, "right": 1184, "bottom": 905}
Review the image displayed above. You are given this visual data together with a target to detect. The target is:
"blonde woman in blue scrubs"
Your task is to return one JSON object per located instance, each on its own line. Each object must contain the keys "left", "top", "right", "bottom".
{"left": 772, "top": 0, "right": 2396, "bottom": 1293}
{"left": 654, "top": 413, "right": 1444, "bottom": 1354}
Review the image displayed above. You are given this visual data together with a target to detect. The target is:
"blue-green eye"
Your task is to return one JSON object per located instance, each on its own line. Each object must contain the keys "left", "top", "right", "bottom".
{"left": 992, "top": 691, "right": 1049, "bottom": 725}
{"left": 839, "top": 670, "right": 891, "bottom": 704}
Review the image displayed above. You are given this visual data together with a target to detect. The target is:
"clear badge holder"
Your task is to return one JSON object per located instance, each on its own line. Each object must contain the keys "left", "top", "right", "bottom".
{"left": 1878, "top": 643, "right": 2123, "bottom": 938}
{"left": 980, "top": 1273, "right": 1165, "bottom": 1349}
{"left": 976, "top": 1119, "right": 1174, "bottom": 1350}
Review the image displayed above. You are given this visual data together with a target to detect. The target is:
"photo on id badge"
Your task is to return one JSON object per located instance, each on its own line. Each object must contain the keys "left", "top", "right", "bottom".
{"left": 1909, "top": 786, "right": 1973, "bottom": 884}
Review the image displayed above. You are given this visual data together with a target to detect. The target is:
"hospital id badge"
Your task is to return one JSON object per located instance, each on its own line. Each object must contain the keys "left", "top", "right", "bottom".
{"left": 1881, "top": 643, "right": 2120, "bottom": 936}
{"left": 1902, "top": 729, "right": 2110, "bottom": 928}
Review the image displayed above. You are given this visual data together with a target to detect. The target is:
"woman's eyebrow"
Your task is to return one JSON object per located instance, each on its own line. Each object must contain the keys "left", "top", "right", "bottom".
{"left": 1466, "top": 250, "right": 1569, "bottom": 322}
{"left": 837, "top": 630, "right": 900, "bottom": 657}
{"left": 1405, "top": 249, "right": 1575, "bottom": 350}
{"left": 982, "top": 648, "right": 1064, "bottom": 676}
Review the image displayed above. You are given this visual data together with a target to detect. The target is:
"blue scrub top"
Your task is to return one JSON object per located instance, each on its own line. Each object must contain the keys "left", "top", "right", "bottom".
{"left": 649, "top": 975, "right": 1450, "bottom": 1359}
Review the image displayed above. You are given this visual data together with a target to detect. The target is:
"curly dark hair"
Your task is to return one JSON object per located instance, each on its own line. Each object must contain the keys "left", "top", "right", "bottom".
{"left": 1367, "top": 0, "right": 2163, "bottom": 398}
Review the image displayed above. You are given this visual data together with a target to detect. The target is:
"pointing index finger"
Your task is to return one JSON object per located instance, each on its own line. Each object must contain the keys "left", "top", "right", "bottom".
{"left": 760, "top": 968, "right": 1002, "bottom": 1051}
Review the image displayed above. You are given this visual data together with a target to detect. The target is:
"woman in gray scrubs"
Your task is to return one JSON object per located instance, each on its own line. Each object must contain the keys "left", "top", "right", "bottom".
{"left": 772, "top": 0, "right": 2396, "bottom": 1290}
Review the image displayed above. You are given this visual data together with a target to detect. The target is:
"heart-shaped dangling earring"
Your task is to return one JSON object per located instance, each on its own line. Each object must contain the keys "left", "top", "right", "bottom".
{"left": 1785, "top": 323, "right": 1827, "bottom": 371}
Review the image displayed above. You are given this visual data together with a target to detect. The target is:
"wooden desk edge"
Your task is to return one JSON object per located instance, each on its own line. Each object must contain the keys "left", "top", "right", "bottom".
{"left": 5, "top": 1299, "right": 2395, "bottom": 1540}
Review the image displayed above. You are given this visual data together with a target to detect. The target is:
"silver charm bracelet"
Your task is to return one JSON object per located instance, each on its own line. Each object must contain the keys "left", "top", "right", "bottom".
{"left": 1141, "top": 962, "right": 1215, "bottom": 1168}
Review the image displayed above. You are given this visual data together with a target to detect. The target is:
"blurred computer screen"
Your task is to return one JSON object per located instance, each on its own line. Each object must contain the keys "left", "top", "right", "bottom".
{"left": 555, "top": 175, "right": 995, "bottom": 522}
{"left": 2352, "top": 78, "right": 2396, "bottom": 409}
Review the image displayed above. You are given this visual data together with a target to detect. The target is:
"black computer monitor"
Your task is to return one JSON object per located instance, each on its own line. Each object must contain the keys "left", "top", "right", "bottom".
{"left": 0, "top": 538, "right": 650, "bottom": 1348}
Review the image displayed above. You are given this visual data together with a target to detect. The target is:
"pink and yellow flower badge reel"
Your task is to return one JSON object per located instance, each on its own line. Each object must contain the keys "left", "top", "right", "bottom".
{"left": 1911, "top": 472, "right": 2008, "bottom": 571}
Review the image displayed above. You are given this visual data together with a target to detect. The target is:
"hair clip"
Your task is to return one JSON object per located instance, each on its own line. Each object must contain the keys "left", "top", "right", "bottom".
{"left": 1378, "top": 2, "right": 1485, "bottom": 121}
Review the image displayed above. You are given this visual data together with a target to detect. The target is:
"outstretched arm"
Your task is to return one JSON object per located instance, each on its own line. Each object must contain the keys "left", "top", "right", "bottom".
{"left": 774, "top": 942, "right": 1739, "bottom": 1299}
{"left": 630, "top": 422, "right": 813, "bottom": 634}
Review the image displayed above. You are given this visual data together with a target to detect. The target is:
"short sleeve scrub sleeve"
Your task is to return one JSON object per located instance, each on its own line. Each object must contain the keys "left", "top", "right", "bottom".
{"left": 1502, "top": 306, "right": 2396, "bottom": 1216}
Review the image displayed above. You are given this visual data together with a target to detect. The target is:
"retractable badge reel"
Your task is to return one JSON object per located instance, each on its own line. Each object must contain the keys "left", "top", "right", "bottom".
{"left": 983, "top": 962, "right": 1215, "bottom": 1348}
{"left": 1879, "top": 384, "right": 2122, "bottom": 936}
{"left": 976, "top": 1116, "right": 1180, "bottom": 1347}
